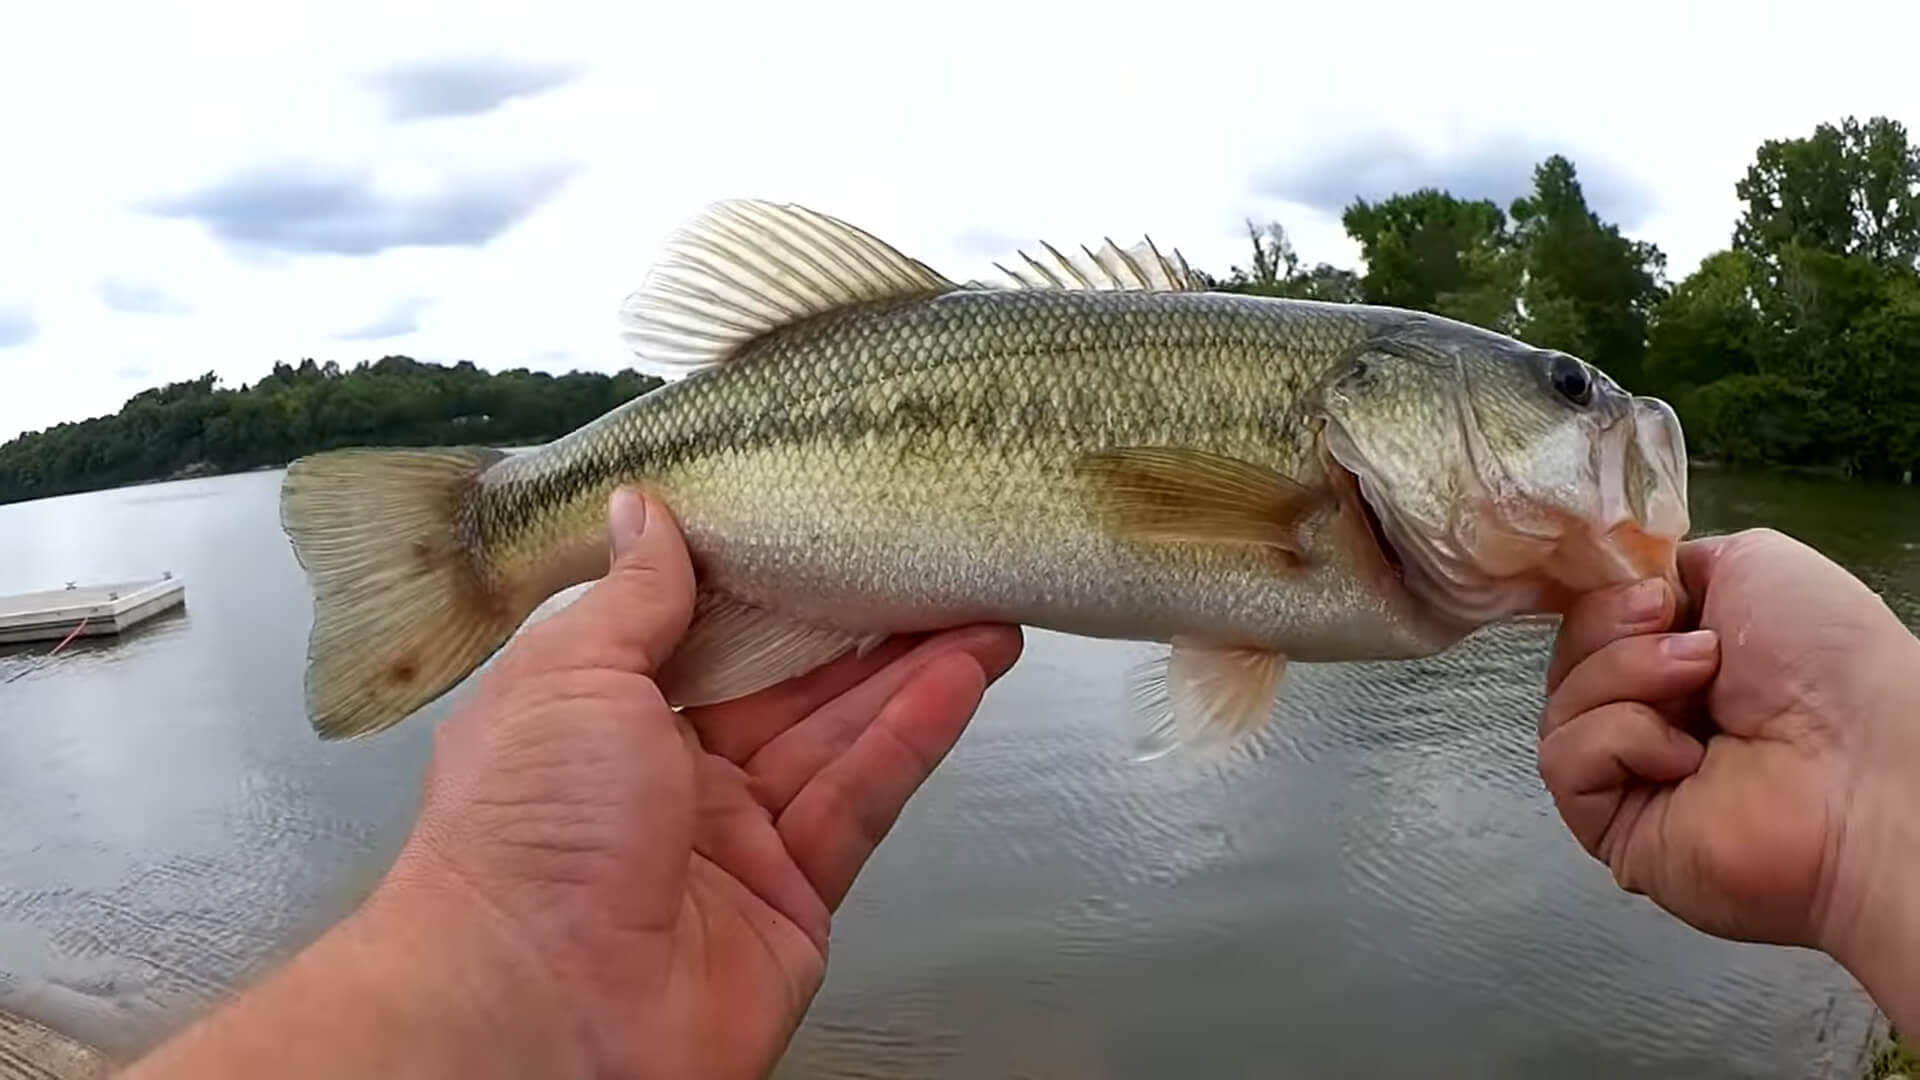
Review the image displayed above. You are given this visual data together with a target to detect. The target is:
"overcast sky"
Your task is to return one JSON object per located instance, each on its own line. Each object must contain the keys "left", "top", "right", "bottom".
{"left": 1, "top": 0, "right": 1913, "bottom": 442}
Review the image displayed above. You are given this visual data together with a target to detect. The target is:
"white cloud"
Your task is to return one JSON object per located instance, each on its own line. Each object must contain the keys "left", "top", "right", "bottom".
{"left": 335, "top": 297, "right": 432, "bottom": 341}
{"left": 0, "top": 308, "right": 35, "bottom": 348}
{"left": 98, "top": 280, "right": 193, "bottom": 316}
{"left": 368, "top": 57, "right": 583, "bottom": 121}
{"left": 0, "top": 0, "right": 1914, "bottom": 441}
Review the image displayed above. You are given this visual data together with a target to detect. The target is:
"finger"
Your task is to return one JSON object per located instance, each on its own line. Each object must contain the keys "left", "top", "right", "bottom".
{"left": 690, "top": 626, "right": 1022, "bottom": 764}
{"left": 1546, "top": 577, "right": 1674, "bottom": 693}
{"left": 778, "top": 651, "right": 987, "bottom": 910}
{"left": 685, "top": 635, "right": 929, "bottom": 763}
{"left": 1540, "top": 628, "right": 1719, "bottom": 739}
{"left": 687, "top": 752, "right": 831, "bottom": 949}
{"left": 1537, "top": 701, "right": 1705, "bottom": 857}
{"left": 508, "top": 489, "right": 696, "bottom": 678}
{"left": 744, "top": 626, "right": 1021, "bottom": 810}
{"left": 1676, "top": 533, "right": 1742, "bottom": 611}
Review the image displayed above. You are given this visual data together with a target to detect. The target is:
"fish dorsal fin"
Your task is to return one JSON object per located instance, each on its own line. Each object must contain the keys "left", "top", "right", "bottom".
{"left": 1130, "top": 638, "right": 1289, "bottom": 759}
{"left": 992, "top": 236, "right": 1201, "bottom": 292}
{"left": 619, "top": 199, "right": 956, "bottom": 379}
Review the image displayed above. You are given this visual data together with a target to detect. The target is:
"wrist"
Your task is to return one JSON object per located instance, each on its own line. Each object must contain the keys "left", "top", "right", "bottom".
{"left": 349, "top": 851, "right": 604, "bottom": 1078}
{"left": 124, "top": 853, "right": 598, "bottom": 1080}
{"left": 1821, "top": 635, "right": 1920, "bottom": 1029}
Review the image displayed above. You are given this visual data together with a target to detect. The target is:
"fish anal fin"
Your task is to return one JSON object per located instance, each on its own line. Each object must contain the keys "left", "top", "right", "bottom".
{"left": 1076, "top": 446, "right": 1321, "bottom": 559}
{"left": 657, "top": 592, "right": 884, "bottom": 708}
{"left": 618, "top": 199, "right": 956, "bottom": 380}
{"left": 1130, "top": 638, "right": 1288, "bottom": 759}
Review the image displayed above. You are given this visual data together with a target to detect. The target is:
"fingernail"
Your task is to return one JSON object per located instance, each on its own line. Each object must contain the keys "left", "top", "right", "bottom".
{"left": 1663, "top": 629, "right": 1717, "bottom": 660}
{"left": 1623, "top": 578, "right": 1666, "bottom": 624}
{"left": 609, "top": 488, "right": 648, "bottom": 555}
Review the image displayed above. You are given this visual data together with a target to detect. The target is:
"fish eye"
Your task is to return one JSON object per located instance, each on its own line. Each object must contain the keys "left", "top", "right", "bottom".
{"left": 1548, "top": 354, "right": 1594, "bottom": 408}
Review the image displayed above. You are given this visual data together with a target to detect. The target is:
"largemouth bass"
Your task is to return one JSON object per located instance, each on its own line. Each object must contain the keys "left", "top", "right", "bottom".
{"left": 280, "top": 198, "right": 1690, "bottom": 753}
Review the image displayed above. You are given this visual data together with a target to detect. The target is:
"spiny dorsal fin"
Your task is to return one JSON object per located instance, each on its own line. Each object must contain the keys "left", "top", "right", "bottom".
{"left": 1130, "top": 639, "right": 1289, "bottom": 760}
{"left": 992, "top": 236, "right": 1200, "bottom": 292}
{"left": 619, "top": 199, "right": 956, "bottom": 379}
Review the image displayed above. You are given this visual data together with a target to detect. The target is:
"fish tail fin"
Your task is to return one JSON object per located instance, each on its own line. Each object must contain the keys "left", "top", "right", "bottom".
{"left": 280, "top": 446, "right": 513, "bottom": 740}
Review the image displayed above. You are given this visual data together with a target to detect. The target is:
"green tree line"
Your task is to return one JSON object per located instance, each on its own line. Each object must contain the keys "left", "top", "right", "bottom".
{"left": 1, "top": 112, "right": 1913, "bottom": 505}
{"left": 1207, "top": 114, "right": 1920, "bottom": 480}
{"left": 0, "top": 357, "right": 662, "bottom": 504}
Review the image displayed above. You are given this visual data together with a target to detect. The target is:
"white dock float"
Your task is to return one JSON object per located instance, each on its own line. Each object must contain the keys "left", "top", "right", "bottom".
{"left": 0, "top": 575, "right": 185, "bottom": 645}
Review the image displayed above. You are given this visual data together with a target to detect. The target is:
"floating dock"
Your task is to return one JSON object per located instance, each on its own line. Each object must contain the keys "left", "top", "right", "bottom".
{"left": 0, "top": 576, "right": 185, "bottom": 646}
{"left": 0, "top": 1010, "right": 105, "bottom": 1079}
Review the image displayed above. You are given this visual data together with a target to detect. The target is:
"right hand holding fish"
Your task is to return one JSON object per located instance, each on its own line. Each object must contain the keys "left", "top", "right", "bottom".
{"left": 1537, "top": 528, "right": 1920, "bottom": 1032}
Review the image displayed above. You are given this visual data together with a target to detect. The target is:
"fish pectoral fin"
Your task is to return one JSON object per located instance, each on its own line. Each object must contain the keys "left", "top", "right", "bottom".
{"left": 984, "top": 236, "right": 1201, "bottom": 292}
{"left": 655, "top": 591, "right": 885, "bottom": 708}
{"left": 1129, "top": 638, "right": 1289, "bottom": 760}
{"left": 618, "top": 199, "right": 956, "bottom": 379}
{"left": 1075, "top": 446, "right": 1321, "bottom": 559}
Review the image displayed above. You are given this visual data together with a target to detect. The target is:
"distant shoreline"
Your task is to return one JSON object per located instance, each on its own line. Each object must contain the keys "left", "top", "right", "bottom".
{"left": 0, "top": 357, "right": 661, "bottom": 508}
{"left": 0, "top": 440, "right": 551, "bottom": 505}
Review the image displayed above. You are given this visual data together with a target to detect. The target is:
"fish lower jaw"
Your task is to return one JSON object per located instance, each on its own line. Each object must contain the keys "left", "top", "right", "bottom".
{"left": 1389, "top": 519, "right": 1685, "bottom": 631}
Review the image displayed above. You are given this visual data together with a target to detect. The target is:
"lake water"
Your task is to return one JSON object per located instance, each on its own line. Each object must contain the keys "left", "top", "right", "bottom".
{"left": 1, "top": 467, "right": 1914, "bottom": 1076}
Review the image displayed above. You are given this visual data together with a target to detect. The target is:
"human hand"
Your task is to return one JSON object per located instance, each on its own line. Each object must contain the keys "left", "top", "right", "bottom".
{"left": 1537, "top": 528, "right": 1920, "bottom": 1023}
{"left": 372, "top": 488, "right": 1022, "bottom": 1079}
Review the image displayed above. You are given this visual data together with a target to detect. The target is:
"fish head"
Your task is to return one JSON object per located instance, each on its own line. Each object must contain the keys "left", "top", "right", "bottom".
{"left": 1313, "top": 319, "right": 1690, "bottom": 630}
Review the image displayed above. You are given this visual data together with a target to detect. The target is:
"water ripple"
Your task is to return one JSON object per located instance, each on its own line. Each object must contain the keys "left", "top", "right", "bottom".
{"left": 0, "top": 468, "right": 1906, "bottom": 1076}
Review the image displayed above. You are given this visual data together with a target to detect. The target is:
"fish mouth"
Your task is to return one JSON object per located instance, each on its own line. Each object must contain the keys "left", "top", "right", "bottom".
{"left": 1570, "top": 393, "right": 1692, "bottom": 604}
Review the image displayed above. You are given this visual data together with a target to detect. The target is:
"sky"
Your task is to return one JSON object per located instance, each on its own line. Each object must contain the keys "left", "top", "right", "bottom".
{"left": 1, "top": 0, "right": 1914, "bottom": 442}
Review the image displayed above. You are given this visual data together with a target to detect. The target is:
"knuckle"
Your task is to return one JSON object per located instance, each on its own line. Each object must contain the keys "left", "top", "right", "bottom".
{"left": 613, "top": 559, "right": 694, "bottom": 612}
{"left": 478, "top": 668, "right": 670, "bottom": 744}
{"left": 1538, "top": 698, "right": 1571, "bottom": 740}
{"left": 1536, "top": 737, "right": 1572, "bottom": 794}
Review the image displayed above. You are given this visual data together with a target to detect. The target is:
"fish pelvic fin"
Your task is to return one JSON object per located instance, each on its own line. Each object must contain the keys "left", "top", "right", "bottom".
{"left": 280, "top": 446, "right": 516, "bottom": 740}
{"left": 1074, "top": 446, "right": 1322, "bottom": 561}
{"left": 1130, "top": 638, "right": 1289, "bottom": 760}
{"left": 618, "top": 199, "right": 956, "bottom": 379}
{"left": 656, "top": 591, "right": 886, "bottom": 707}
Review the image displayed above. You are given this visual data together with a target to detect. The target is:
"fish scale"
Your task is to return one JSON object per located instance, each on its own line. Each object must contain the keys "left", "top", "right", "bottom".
{"left": 509, "top": 293, "right": 1362, "bottom": 631}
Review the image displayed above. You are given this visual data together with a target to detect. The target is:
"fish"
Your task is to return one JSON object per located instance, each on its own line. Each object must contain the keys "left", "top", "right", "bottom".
{"left": 279, "top": 197, "right": 1691, "bottom": 754}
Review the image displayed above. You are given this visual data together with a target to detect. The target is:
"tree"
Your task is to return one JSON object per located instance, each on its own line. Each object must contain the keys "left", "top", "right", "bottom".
{"left": 1508, "top": 155, "right": 1668, "bottom": 390}
{"left": 1212, "top": 220, "right": 1363, "bottom": 303}
{"left": 1642, "top": 249, "right": 1769, "bottom": 398}
{"left": 0, "top": 359, "right": 665, "bottom": 505}
{"left": 1643, "top": 115, "right": 1920, "bottom": 476}
{"left": 1734, "top": 116, "right": 1920, "bottom": 274}
{"left": 1341, "top": 189, "right": 1519, "bottom": 332}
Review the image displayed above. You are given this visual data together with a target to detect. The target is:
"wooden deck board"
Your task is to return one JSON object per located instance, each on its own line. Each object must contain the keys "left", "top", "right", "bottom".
{"left": 0, "top": 1012, "right": 106, "bottom": 1080}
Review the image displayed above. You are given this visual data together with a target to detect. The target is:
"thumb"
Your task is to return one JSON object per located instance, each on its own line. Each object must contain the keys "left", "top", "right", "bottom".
{"left": 1676, "top": 534, "right": 1734, "bottom": 613}
{"left": 530, "top": 487, "right": 697, "bottom": 677}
